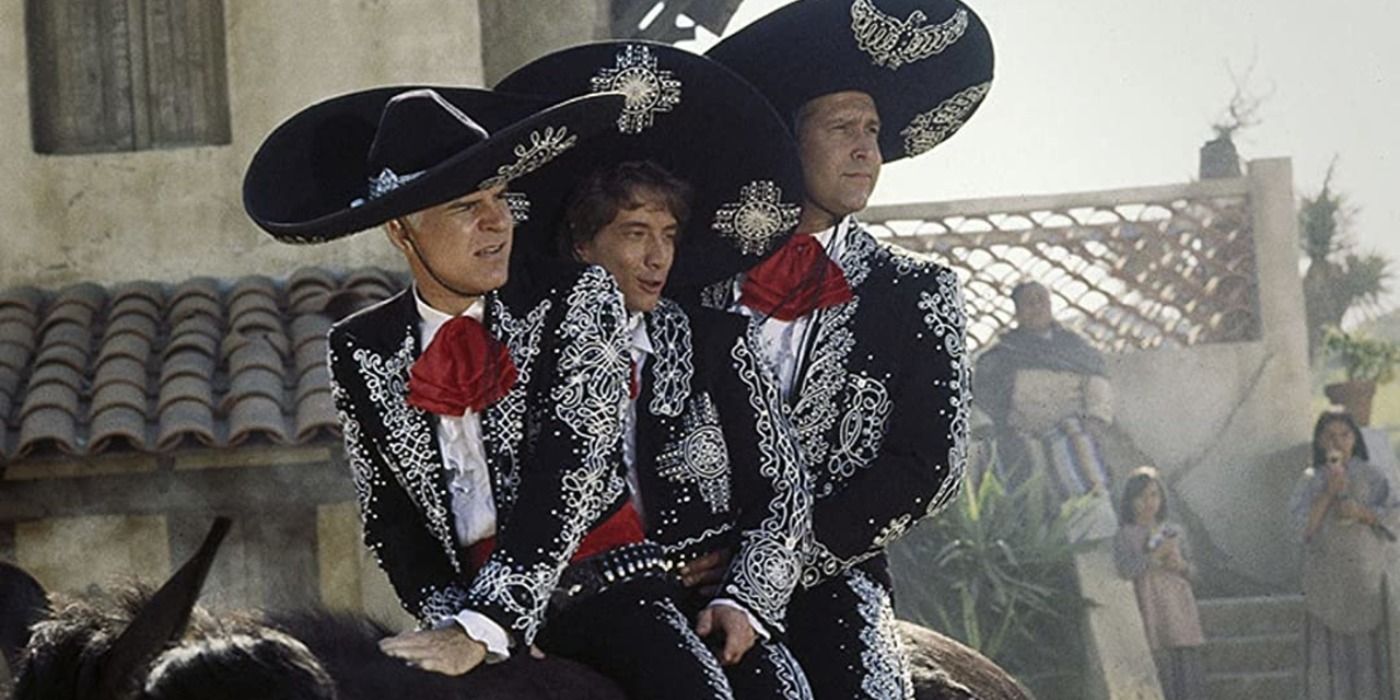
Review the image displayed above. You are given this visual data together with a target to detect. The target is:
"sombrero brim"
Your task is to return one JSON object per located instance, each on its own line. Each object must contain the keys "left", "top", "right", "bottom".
{"left": 495, "top": 41, "right": 807, "bottom": 290}
{"left": 243, "top": 86, "right": 626, "bottom": 243}
{"left": 707, "top": 0, "right": 994, "bottom": 165}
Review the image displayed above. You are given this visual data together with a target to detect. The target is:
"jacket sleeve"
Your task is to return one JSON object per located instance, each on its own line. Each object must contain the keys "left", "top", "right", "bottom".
{"left": 462, "top": 266, "right": 631, "bottom": 647}
{"left": 802, "top": 265, "right": 970, "bottom": 586}
{"left": 712, "top": 321, "right": 811, "bottom": 634}
{"left": 327, "top": 326, "right": 470, "bottom": 629}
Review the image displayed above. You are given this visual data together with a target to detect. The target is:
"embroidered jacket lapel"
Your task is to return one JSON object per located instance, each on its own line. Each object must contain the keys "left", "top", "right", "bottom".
{"left": 356, "top": 290, "right": 459, "bottom": 572}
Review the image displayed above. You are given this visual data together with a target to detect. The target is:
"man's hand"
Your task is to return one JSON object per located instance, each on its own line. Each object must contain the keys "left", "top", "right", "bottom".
{"left": 679, "top": 549, "right": 732, "bottom": 596}
{"left": 695, "top": 605, "right": 757, "bottom": 666}
{"left": 379, "top": 627, "right": 488, "bottom": 676}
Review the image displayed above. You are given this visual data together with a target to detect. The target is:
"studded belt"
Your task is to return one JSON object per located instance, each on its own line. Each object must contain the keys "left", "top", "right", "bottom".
{"left": 549, "top": 541, "right": 676, "bottom": 614}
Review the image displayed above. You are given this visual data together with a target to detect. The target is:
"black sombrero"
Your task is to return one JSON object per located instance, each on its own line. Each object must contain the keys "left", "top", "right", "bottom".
{"left": 243, "top": 86, "right": 626, "bottom": 243}
{"left": 707, "top": 0, "right": 994, "bottom": 165}
{"left": 494, "top": 41, "right": 806, "bottom": 290}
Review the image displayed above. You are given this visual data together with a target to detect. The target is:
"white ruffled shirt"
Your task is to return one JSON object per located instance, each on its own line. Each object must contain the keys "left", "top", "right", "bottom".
{"left": 415, "top": 290, "right": 510, "bottom": 661}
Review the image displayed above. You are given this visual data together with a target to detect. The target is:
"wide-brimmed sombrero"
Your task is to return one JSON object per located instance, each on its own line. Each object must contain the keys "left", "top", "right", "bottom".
{"left": 243, "top": 86, "right": 626, "bottom": 243}
{"left": 707, "top": 0, "right": 994, "bottom": 165}
{"left": 494, "top": 41, "right": 806, "bottom": 290}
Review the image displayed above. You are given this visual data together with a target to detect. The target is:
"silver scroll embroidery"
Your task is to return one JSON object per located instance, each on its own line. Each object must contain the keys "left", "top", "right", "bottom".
{"left": 656, "top": 393, "right": 732, "bottom": 514}
{"left": 900, "top": 81, "right": 991, "bottom": 157}
{"left": 479, "top": 126, "right": 578, "bottom": 190}
{"left": 850, "top": 0, "right": 968, "bottom": 70}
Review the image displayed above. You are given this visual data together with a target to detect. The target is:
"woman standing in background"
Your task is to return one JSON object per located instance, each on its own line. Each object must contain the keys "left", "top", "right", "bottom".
{"left": 1292, "top": 410, "right": 1397, "bottom": 700}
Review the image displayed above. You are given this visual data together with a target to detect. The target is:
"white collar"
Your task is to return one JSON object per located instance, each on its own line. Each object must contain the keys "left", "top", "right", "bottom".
{"left": 628, "top": 311, "right": 654, "bottom": 356}
{"left": 804, "top": 215, "right": 850, "bottom": 253}
{"left": 415, "top": 287, "right": 486, "bottom": 348}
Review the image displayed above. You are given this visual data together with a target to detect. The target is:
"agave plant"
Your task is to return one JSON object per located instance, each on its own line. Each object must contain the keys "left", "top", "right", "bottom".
{"left": 891, "top": 463, "right": 1094, "bottom": 689}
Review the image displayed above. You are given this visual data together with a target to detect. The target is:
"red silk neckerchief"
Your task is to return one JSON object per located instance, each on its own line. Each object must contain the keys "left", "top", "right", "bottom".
{"left": 739, "top": 232, "right": 852, "bottom": 321}
{"left": 408, "top": 315, "right": 517, "bottom": 416}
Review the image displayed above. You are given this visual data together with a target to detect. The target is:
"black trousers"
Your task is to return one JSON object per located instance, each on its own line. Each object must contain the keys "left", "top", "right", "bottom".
{"left": 675, "top": 591, "right": 814, "bottom": 700}
{"left": 537, "top": 580, "right": 734, "bottom": 700}
{"left": 784, "top": 556, "right": 913, "bottom": 700}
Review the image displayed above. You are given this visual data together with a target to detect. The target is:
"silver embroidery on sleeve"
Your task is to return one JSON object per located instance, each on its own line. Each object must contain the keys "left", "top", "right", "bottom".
{"left": 850, "top": 0, "right": 968, "bottom": 70}
{"left": 418, "top": 585, "right": 471, "bottom": 628}
{"left": 646, "top": 298, "right": 694, "bottom": 417}
{"left": 711, "top": 181, "right": 801, "bottom": 256}
{"left": 901, "top": 81, "right": 991, "bottom": 157}
{"left": 479, "top": 126, "right": 579, "bottom": 190}
{"left": 917, "top": 267, "right": 969, "bottom": 518}
{"left": 469, "top": 556, "right": 558, "bottom": 643}
{"left": 656, "top": 393, "right": 732, "bottom": 514}
{"left": 590, "top": 44, "right": 682, "bottom": 134}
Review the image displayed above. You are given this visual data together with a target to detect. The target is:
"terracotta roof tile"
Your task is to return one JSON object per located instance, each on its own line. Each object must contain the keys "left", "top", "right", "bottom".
{"left": 0, "top": 306, "right": 39, "bottom": 329}
{"left": 0, "top": 286, "right": 44, "bottom": 313}
{"left": 17, "top": 406, "right": 80, "bottom": 458}
{"left": 95, "top": 356, "right": 150, "bottom": 390}
{"left": 53, "top": 282, "right": 107, "bottom": 311}
{"left": 39, "top": 302, "right": 95, "bottom": 336}
{"left": 229, "top": 341, "right": 284, "bottom": 377}
{"left": 229, "top": 296, "right": 281, "bottom": 328}
{"left": 229, "top": 307, "right": 284, "bottom": 335}
{"left": 227, "top": 395, "right": 289, "bottom": 446}
{"left": 165, "top": 333, "right": 220, "bottom": 362}
{"left": 39, "top": 322, "right": 92, "bottom": 357}
{"left": 95, "top": 333, "right": 152, "bottom": 366}
{"left": 289, "top": 315, "right": 333, "bottom": 349}
{"left": 21, "top": 382, "right": 81, "bottom": 417}
{"left": 158, "top": 375, "right": 214, "bottom": 412}
{"left": 0, "top": 366, "right": 21, "bottom": 399}
{"left": 32, "top": 343, "right": 87, "bottom": 374}
{"left": 156, "top": 399, "right": 217, "bottom": 450}
{"left": 0, "top": 342, "right": 31, "bottom": 373}
{"left": 294, "top": 388, "right": 337, "bottom": 442}
{"left": 89, "top": 405, "right": 151, "bottom": 454}
{"left": 103, "top": 314, "right": 160, "bottom": 345}
{"left": 91, "top": 381, "right": 148, "bottom": 416}
{"left": 168, "top": 313, "right": 223, "bottom": 343}
{"left": 160, "top": 351, "right": 216, "bottom": 383}
{"left": 169, "top": 295, "right": 224, "bottom": 325}
{"left": 294, "top": 338, "right": 329, "bottom": 379}
{"left": 224, "top": 366, "right": 285, "bottom": 410}
{"left": 109, "top": 295, "right": 163, "bottom": 323}
{"left": 0, "top": 267, "right": 406, "bottom": 464}
{"left": 29, "top": 363, "right": 84, "bottom": 392}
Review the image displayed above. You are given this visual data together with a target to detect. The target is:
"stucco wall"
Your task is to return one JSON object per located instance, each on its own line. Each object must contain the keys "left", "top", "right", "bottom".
{"left": 1105, "top": 159, "right": 1312, "bottom": 588}
{"left": 0, "top": 1, "right": 485, "bottom": 289}
{"left": 477, "top": 0, "right": 611, "bottom": 85}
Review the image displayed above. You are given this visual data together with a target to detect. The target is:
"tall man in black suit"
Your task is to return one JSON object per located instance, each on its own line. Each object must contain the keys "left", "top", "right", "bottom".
{"left": 703, "top": 1, "right": 996, "bottom": 696}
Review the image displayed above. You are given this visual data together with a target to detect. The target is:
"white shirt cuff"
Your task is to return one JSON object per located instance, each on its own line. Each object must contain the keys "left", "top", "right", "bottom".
{"left": 437, "top": 609, "right": 512, "bottom": 662}
{"left": 707, "top": 598, "right": 770, "bottom": 641}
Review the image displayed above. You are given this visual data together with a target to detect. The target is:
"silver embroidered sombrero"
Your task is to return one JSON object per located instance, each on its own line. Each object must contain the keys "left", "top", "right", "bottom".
{"left": 706, "top": 0, "right": 994, "bottom": 165}
{"left": 242, "top": 86, "right": 625, "bottom": 243}
{"left": 494, "top": 41, "right": 806, "bottom": 290}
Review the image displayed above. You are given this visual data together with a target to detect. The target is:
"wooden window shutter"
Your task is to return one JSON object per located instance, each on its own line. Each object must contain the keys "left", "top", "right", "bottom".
{"left": 26, "top": 0, "right": 230, "bottom": 155}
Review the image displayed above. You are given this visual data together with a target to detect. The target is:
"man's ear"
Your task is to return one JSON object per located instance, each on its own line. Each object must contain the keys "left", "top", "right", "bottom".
{"left": 572, "top": 238, "right": 591, "bottom": 264}
{"left": 384, "top": 219, "right": 410, "bottom": 255}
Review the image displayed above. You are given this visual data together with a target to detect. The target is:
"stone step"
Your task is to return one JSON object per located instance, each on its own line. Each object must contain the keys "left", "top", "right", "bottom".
{"left": 1197, "top": 595, "right": 1305, "bottom": 637}
{"left": 1206, "top": 670, "right": 1300, "bottom": 700}
{"left": 1202, "top": 633, "right": 1302, "bottom": 675}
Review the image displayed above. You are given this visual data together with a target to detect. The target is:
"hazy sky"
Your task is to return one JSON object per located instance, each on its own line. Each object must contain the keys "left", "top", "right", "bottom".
{"left": 683, "top": 0, "right": 1399, "bottom": 308}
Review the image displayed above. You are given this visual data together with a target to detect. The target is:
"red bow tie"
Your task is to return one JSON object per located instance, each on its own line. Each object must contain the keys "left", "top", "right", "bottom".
{"left": 408, "top": 316, "right": 518, "bottom": 416}
{"left": 739, "top": 233, "right": 853, "bottom": 321}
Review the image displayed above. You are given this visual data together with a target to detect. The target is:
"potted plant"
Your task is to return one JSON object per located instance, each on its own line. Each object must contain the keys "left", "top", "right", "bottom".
{"left": 1322, "top": 327, "right": 1400, "bottom": 425}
